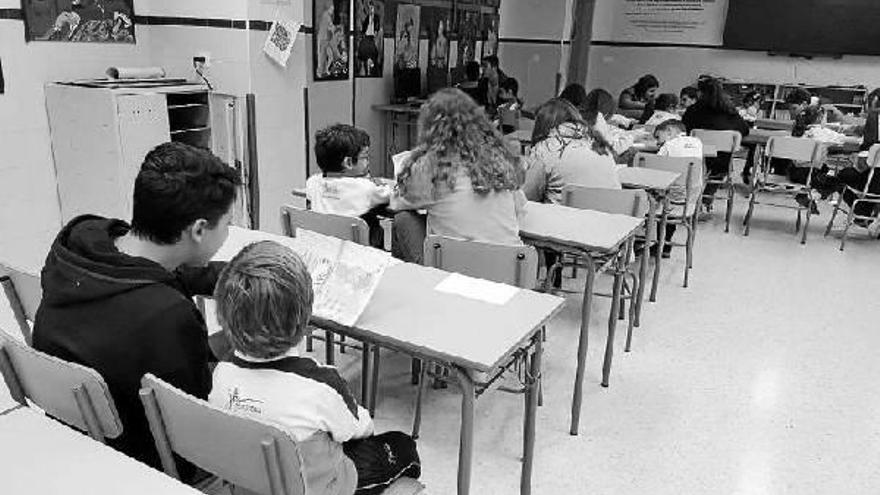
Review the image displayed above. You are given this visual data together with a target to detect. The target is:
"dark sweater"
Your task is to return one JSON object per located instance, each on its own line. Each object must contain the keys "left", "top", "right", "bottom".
{"left": 33, "top": 215, "right": 222, "bottom": 469}
{"left": 683, "top": 102, "right": 751, "bottom": 175}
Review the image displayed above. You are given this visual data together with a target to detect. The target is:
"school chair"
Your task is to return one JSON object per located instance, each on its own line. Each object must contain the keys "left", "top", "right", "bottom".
{"left": 0, "top": 264, "right": 41, "bottom": 345}
{"left": 279, "top": 205, "right": 378, "bottom": 412}
{"left": 412, "top": 236, "right": 541, "bottom": 438}
{"left": 743, "top": 136, "right": 822, "bottom": 244}
{"left": 139, "top": 374, "right": 423, "bottom": 495}
{"left": 825, "top": 144, "right": 880, "bottom": 250}
{"left": 562, "top": 186, "right": 650, "bottom": 352}
{"left": 691, "top": 129, "right": 743, "bottom": 232}
{"left": 0, "top": 329, "right": 122, "bottom": 443}
{"left": 634, "top": 152, "right": 703, "bottom": 288}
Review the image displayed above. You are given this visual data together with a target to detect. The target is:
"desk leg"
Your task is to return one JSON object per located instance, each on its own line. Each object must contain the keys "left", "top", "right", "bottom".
{"left": 570, "top": 255, "right": 596, "bottom": 436}
{"left": 370, "top": 345, "right": 381, "bottom": 416}
{"left": 454, "top": 368, "right": 476, "bottom": 495}
{"left": 635, "top": 196, "right": 654, "bottom": 327}
{"left": 650, "top": 194, "right": 669, "bottom": 303}
{"left": 361, "top": 342, "right": 372, "bottom": 410}
{"left": 521, "top": 333, "right": 542, "bottom": 495}
{"left": 601, "top": 248, "right": 625, "bottom": 388}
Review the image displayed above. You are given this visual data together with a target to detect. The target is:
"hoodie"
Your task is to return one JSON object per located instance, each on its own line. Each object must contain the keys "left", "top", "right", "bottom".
{"left": 33, "top": 215, "right": 222, "bottom": 470}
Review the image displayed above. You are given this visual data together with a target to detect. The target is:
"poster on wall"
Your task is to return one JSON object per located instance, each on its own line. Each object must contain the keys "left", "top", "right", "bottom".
{"left": 394, "top": 4, "right": 420, "bottom": 70}
{"left": 482, "top": 13, "right": 499, "bottom": 57}
{"left": 22, "top": 0, "right": 135, "bottom": 43}
{"left": 313, "top": 0, "right": 350, "bottom": 81}
{"left": 592, "top": 0, "right": 728, "bottom": 46}
{"left": 456, "top": 9, "right": 480, "bottom": 69}
{"left": 425, "top": 7, "right": 451, "bottom": 93}
{"left": 354, "top": 0, "right": 384, "bottom": 78}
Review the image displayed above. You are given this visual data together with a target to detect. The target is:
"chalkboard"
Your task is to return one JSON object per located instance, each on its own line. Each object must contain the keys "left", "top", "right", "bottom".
{"left": 724, "top": 0, "right": 880, "bottom": 56}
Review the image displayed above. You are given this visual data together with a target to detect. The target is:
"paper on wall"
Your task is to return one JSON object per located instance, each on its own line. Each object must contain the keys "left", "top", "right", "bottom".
{"left": 263, "top": 19, "right": 302, "bottom": 67}
{"left": 434, "top": 273, "right": 519, "bottom": 306}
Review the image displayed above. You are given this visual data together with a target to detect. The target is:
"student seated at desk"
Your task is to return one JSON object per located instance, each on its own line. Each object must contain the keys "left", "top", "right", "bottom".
{"left": 210, "top": 241, "right": 421, "bottom": 495}
{"left": 522, "top": 98, "right": 621, "bottom": 204}
{"left": 738, "top": 91, "right": 764, "bottom": 124}
{"left": 496, "top": 77, "right": 523, "bottom": 134}
{"left": 680, "top": 86, "right": 699, "bottom": 111}
{"left": 654, "top": 119, "right": 704, "bottom": 257}
{"left": 33, "top": 142, "right": 240, "bottom": 478}
{"left": 455, "top": 60, "right": 482, "bottom": 103}
{"left": 306, "top": 124, "right": 391, "bottom": 249}
{"left": 644, "top": 93, "right": 682, "bottom": 128}
{"left": 391, "top": 88, "right": 526, "bottom": 264}
{"left": 583, "top": 88, "right": 638, "bottom": 160}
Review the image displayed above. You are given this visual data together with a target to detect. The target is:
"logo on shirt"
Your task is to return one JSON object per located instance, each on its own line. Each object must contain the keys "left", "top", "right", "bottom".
{"left": 226, "top": 387, "right": 264, "bottom": 414}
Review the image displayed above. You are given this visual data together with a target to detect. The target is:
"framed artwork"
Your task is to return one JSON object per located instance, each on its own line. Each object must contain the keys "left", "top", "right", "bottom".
{"left": 355, "top": 0, "right": 385, "bottom": 78}
{"left": 482, "top": 13, "right": 499, "bottom": 58}
{"left": 425, "top": 7, "right": 451, "bottom": 93}
{"left": 456, "top": 9, "right": 480, "bottom": 69}
{"left": 313, "top": 0, "right": 350, "bottom": 81}
{"left": 394, "top": 4, "right": 420, "bottom": 70}
{"left": 22, "top": 0, "right": 135, "bottom": 43}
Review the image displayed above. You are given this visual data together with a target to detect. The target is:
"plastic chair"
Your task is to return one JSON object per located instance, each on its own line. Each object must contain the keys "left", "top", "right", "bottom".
{"left": 825, "top": 144, "right": 880, "bottom": 250}
{"left": 0, "top": 330, "right": 122, "bottom": 442}
{"left": 0, "top": 264, "right": 41, "bottom": 345}
{"left": 743, "top": 136, "right": 822, "bottom": 244}
{"left": 691, "top": 129, "right": 742, "bottom": 232}
{"left": 634, "top": 152, "right": 703, "bottom": 288}
{"left": 279, "top": 205, "right": 378, "bottom": 414}
{"left": 562, "top": 186, "right": 650, "bottom": 351}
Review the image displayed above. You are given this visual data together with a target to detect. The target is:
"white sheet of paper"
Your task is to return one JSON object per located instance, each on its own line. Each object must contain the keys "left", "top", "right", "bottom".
{"left": 263, "top": 19, "right": 301, "bottom": 67}
{"left": 392, "top": 150, "right": 413, "bottom": 178}
{"left": 434, "top": 273, "right": 519, "bottom": 306}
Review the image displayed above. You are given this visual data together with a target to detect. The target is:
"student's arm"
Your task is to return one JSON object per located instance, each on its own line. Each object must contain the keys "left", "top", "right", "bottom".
{"left": 521, "top": 155, "right": 548, "bottom": 202}
{"left": 317, "top": 375, "right": 375, "bottom": 442}
{"left": 368, "top": 182, "right": 392, "bottom": 208}
{"left": 861, "top": 110, "right": 879, "bottom": 151}
{"left": 144, "top": 300, "right": 212, "bottom": 399}
{"left": 618, "top": 88, "right": 646, "bottom": 111}
{"left": 175, "top": 262, "right": 226, "bottom": 297}
{"left": 389, "top": 162, "right": 435, "bottom": 211}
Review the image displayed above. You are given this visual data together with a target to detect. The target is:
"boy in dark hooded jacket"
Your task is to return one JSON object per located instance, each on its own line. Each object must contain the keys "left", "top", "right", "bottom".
{"left": 33, "top": 141, "right": 240, "bottom": 473}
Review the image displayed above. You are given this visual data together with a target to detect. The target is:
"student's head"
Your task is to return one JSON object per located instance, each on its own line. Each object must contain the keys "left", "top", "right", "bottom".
{"left": 532, "top": 98, "right": 611, "bottom": 155}
{"left": 481, "top": 55, "right": 500, "bottom": 80}
{"left": 866, "top": 88, "right": 880, "bottom": 112}
{"left": 131, "top": 142, "right": 240, "bottom": 265}
{"left": 215, "top": 241, "right": 313, "bottom": 360}
{"left": 582, "top": 88, "right": 615, "bottom": 126}
{"left": 680, "top": 86, "right": 699, "bottom": 109}
{"left": 559, "top": 83, "right": 588, "bottom": 111}
{"left": 743, "top": 91, "right": 764, "bottom": 109}
{"left": 654, "top": 93, "right": 679, "bottom": 112}
{"left": 785, "top": 88, "right": 812, "bottom": 116}
{"left": 464, "top": 60, "right": 481, "bottom": 82}
{"left": 499, "top": 77, "right": 519, "bottom": 101}
{"left": 654, "top": 119, "right": 687, "bottom": 145}
{"left": 634, "top": 74, "right": 660, "bottom": 101}
{"left": 696, "top": 77, "right": 737, "bottom": 115}
{"left": 398, "top": 88, "right": 522, "bottom": 196}
{"left": 315, "top": 124, "right": 371, "bottom": 176}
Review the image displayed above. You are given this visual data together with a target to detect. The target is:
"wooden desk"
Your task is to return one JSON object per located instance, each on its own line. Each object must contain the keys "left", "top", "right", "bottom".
{"left": 0, "top": 406, "right": 202, "bottom": 494}
{"left": 617, "top": 167, "right": 682, "bottom": 304}
{"left": 373, "top": 103, "right": 422, "bottom": 177}
{"left": 510, "top": 129, "right": 533, "bottom": 153}
{"left": 631, "top": 141, "right": 718, "bottom": 157}
{"left": 518, "top": 202, "right": 643, "bottom": 434}
{"left": 215, "top": 227, "right": 565, "bottom": 495}
{"left": 743, "top": 128, "right": 863, "bottom": 154}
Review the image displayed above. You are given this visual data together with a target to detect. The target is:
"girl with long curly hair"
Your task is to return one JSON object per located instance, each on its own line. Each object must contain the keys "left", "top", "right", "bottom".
{"left": 391, "top": 88, "right": 526, "bottom": 263}
{"left": 522, "top": 98, "right": 621, "bottom": 204}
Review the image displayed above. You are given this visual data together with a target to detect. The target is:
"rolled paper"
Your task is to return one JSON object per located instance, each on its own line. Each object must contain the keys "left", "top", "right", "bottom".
{"left": 106, "top": 66, "right": 167, "bottom": 80}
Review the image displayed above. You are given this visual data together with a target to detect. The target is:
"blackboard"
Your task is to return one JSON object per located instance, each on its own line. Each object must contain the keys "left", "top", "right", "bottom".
{"left": 724, "top": 0, "right": 880, "bottom": 56}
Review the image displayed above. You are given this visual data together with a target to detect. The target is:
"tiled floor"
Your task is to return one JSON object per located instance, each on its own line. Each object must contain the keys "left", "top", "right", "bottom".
{"left": 2, "top": 192, "right": 879, "bottom": 494}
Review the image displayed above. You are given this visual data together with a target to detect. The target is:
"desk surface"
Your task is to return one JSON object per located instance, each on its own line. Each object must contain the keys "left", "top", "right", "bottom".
{"left": 743, "top": 128, "right": 863, "bottom": 152}
{"left": 372, "top": 103, "right": 423, "bottom": 114}
{"left": 510, "top": 129, "right": 532, "bottom": 144}
{"left": 617, "top": 167, "right": 681, "bottom": 191}
{"left": 0, "top": 407, "right": 201, "bottom": 494}
{"left": 519, "top": 201, "right": 643, "bottom": 254}
{"left": 216, "top": 228, "right": 564, "bottom": 373}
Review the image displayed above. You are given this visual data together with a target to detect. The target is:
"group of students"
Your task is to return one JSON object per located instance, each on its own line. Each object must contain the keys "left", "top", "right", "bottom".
{"left": 31, "top": 143, "right": 421, "bottom": 494}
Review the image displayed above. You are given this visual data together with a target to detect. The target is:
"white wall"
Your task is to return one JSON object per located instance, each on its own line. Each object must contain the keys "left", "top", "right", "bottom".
{"left": 0, "top": 0, "right": 152, "bottom": 272}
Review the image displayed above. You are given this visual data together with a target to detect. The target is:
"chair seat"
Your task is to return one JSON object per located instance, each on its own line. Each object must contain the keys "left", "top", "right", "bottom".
{"left": 756, "top": 175, "right": 809, "bottom": 192}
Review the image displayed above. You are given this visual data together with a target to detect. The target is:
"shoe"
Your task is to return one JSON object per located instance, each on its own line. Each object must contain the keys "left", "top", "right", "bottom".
{"left": 741, "top": 171, "right": 752, "bottom": 185}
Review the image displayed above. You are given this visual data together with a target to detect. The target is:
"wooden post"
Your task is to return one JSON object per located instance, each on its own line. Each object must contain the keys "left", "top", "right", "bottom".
{"left": 566, "top": 0, "right": 596, "bottom": 88}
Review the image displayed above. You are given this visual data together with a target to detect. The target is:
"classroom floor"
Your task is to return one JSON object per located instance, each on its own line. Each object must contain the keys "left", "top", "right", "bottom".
{"left": 2, "top": 185, "right": 879, "bottom": 494}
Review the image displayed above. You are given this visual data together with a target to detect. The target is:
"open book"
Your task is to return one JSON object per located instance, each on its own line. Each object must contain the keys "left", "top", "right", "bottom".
{"left": 213, "top": 227, "right": 393, "bottom": 327}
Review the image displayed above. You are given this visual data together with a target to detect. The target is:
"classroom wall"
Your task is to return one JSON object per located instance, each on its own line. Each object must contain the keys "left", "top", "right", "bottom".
{"left": 497, "top": 0, "right": 571, "bottom": 108}
{"left": 0, "top": 0, "right": 152, "bottom": 272}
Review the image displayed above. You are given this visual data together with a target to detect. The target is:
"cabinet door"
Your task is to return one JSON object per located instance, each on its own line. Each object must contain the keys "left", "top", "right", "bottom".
{"left": 116, "top": 94, "right": 171, "bottom": 218}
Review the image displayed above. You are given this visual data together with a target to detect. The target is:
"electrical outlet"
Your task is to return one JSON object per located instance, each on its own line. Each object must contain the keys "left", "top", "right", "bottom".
{"left": 193, "top": 52, "right": 211, "bottom": 68}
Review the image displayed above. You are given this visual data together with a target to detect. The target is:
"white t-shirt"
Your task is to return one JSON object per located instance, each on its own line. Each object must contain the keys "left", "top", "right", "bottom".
{"left": 657, "top": 135, "right": 704, "bottom": 210}
{"left": 305, "top": 174, "right": 391, "bottom": 217}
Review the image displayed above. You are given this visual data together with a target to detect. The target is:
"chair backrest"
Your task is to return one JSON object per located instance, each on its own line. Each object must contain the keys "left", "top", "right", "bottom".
{"left": 0, "top": 264, "right": 41, "bottom": 344}
{"left": 422, "top": 236, "right": 539, "bottom": 289}
{"left": 280, "top": 205, "right": 370, "bottom": 246}
{"left": 634, "top": 152, "right": 701, "bottom": 189}
{"left": 863, "top": 144, "right": 880, "bottom": 192}
{"left": 562, "top": 186, "right": 650, "bottom": 219}
{"left": 690, "top": 129, "right": 743, "bottom": 154}
{"left": 139, "top": 374, "right": 306, "bottom": 495}
{"left": 764, "top": 136, "right": 821, "bottom": 164}
{"left": 0, "top": 330, "right": 122, "bottom": 441}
